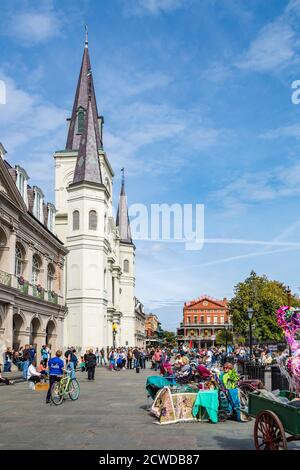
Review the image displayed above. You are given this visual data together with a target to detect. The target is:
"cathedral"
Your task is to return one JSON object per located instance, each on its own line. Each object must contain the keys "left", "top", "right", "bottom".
{"left": 54, "top": 33, "right": 136, "bottom": 351}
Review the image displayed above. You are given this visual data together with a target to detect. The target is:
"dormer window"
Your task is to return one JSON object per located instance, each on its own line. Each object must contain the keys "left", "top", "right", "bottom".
{"left": 76, "top": 107, "right": 85, "bottom": 134}
{"left": 33, "top": 186, "right": 44, "bottom": 222}
{"left": 47, "top": 203, "right": 56, "bottom": 232}
{"left": 15, "top": 166, "right": 29, "bottom": 206}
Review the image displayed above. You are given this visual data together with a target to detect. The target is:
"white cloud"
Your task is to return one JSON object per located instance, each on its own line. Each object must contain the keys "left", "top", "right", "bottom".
{"left": 4, "top": 10, "right": 62, "bottom": 45}
{"left": 237, "top": 20, "right": 296, "bottom": 72}
{"left": 0, "top": 72, "right": 67, "bottom": 199}
{"left": 262, "top": 122, "right": 300, "bottom": 140}
{"left": 211, "top": 161, "right": 300, "bottom": 218}
{"left": 123, "top": 0, "right": 189, "bottom": 16}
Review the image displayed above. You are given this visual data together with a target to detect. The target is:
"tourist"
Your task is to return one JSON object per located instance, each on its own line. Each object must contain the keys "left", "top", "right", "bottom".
{"left": 27, "top": 360, "right": 42, "bottom": 384}
{"left": 85, "top": 348, "right": 97, "bottom": 380}
{"left": 109, "top": 349, "right": 116, "bottom": 371}
{"left": 95, "top": 348, "right": 100, "bottom": 366}
{"left": 100, "top": 348, "right": 106, "bottom": 367}
{"left": 22, "top": 344, "right": 31, "bottom": 380}
{"left": 79, "top": 356, "right": 86, "bottom": 372}
{"left": 3, "top": 347, "right": 13, "bottom": 372}
{"left": 153, "top": 348, "right": 162, "bottom": 371}
{"left": 37, "top": 360, "right": 48, "bottom": 377}
{"left": 133, "top": 347, "right": 141, "bottom": 371}
{"left": 28, "top": 344, "right": 36, "bottom": 363}
{"left": 127, "top": 348, "right": 133, "bottom": 369}
{"left": 41, "top": 345, "right": 48, "bottom": 367}
{"left": 0, "top": 364, "right": 14, "bottom": 385}
{"left": 46, "top": 350, "right": 64, "bottom": 404}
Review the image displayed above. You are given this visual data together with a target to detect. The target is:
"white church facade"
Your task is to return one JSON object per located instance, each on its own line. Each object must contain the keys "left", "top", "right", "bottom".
{"left": 54, "top": 35, "right": 136, "bottom": 351}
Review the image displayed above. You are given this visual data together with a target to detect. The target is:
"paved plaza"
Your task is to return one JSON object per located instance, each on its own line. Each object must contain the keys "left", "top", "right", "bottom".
{"left": 1, "top": 365, "right": 300, "bottom": 451}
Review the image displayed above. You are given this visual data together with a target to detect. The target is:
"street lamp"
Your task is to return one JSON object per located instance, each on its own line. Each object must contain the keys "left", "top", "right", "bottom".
{"left": 112, "top": 323, "right": 117, "bottom": 349}
{"left": 247, "top": 308, "right": 254, "bottom": 363}
{"left": 224, "top": 321, "right": 229, "bottom": 353}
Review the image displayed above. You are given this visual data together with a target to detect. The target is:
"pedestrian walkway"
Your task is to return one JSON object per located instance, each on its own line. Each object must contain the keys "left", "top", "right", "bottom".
{"left": 0, "top": 365, "right": 299, "bottom": 450}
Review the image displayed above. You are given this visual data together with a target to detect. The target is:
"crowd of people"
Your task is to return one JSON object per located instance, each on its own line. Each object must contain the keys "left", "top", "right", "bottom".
{"left": 0, "top": 342, "right": 283, "bottom": 391}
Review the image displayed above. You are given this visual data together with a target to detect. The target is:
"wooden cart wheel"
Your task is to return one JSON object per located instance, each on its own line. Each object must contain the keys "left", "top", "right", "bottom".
{"left": 254, "top": 410, "right": 287, "bottom": 450}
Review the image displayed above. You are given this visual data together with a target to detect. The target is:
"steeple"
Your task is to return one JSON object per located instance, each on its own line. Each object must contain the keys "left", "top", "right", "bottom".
{"left": 72, "top": 94, "right": 102, "bottom": 185}
{"left": 66, "top": 28, "right": 102, "bottom": 151}
{"left": 116, "top": 169, "right": 133, "bottom": 244}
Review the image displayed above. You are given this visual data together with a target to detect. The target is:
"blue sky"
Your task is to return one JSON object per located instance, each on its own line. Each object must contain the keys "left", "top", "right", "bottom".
{"left": 1, "top": 0, "right": 300, "bottom": 331}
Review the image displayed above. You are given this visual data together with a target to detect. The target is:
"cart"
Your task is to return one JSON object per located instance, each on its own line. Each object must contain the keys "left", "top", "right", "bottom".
{"left": 248, "top": 391, "right": 300, "bottom": 450}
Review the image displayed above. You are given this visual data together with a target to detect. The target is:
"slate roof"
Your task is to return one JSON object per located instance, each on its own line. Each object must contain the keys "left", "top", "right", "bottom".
{"left": 72, "top": 96, "right": 102, "bottom": 185}
{"left": 116, "top": 178, "right": 133, "bottom": 244}
{"left": 66, "top": 42, "right": 102, "bottom": 151}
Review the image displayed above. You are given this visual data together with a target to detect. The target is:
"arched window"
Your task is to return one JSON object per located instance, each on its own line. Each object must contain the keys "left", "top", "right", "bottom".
{"left": 73, "top": 210, "right": 79, "bottom": 231}
{"left": 89, "top": 210, "right": 97, "bottom": 230}
{"left": 15, "top": 244, "right": 23, "bottom": 276}
{"left": 123, "top": 259, "right": 129, "bottom": 273}
{"left": 47, "top": 264, "right": 55, "bottom": 291}
{"left": 32, "top": 255, "right": 40, "bottom": 285}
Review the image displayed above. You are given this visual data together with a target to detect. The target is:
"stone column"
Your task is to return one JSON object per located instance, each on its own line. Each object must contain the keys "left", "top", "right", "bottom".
{"left": 1, "top": 303, "right": 13, "bottom": 355}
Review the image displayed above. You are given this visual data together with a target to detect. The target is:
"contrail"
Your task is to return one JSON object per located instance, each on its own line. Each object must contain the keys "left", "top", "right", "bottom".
{"left": 149, "top": 245, "right": 300, "bottom": 274}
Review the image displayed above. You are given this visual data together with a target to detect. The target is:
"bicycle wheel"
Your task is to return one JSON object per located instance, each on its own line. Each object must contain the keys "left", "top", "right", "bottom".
{"left": 69, "top": 379, "right": 80, "bottom": 401}
{"left": 51, "top": 381, "right": 63, "bottom": 405}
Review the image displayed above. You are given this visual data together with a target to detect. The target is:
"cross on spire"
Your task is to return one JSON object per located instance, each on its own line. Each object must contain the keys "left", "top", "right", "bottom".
{"left": 85, "top": 25, "right": 88, "bottom": 48}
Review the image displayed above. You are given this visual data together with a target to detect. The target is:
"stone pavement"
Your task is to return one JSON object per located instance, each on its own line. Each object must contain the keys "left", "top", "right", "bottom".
{"left": 1, "top": 365, "right": 300, "bottom": 450}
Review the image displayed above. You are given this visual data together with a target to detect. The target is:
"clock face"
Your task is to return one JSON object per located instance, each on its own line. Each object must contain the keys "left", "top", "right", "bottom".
{"left": 203, "top": 301, "right": 208, "bottom": 306}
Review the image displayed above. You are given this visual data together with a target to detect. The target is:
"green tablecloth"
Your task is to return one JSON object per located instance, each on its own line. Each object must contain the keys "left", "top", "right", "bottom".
{"left": 192, "top": 390, "right": 219, "bottom": 423}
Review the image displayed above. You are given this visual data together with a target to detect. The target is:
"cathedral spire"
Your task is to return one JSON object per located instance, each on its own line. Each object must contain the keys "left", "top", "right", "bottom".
{"left": 72, "top": 94, "right": 102, "bottom": 185}
{"left": 66, "top": 28, "right": 102, "bottom": 151}
{"left": 116, "top": 169, "right": 133, "bottom": 244}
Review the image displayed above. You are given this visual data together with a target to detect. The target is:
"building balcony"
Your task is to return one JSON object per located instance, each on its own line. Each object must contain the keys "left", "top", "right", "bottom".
{"left": 0, "top": 271, "right": 60, "bottom": 305}
{"left": 0, "top": 269, "right": 12, "bottom": 287}
{"left": 181, "top": 322, "right": 233, "bottom": 328}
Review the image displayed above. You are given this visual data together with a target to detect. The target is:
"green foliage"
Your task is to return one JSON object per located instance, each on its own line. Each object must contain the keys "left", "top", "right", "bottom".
{"left": 215, "top": 329, "right": 233, "bottom": 346}
{"left": 229, "top": 271, "right": 299, "bottom": 342}
{"left": 162, "top": 330, "right": 177, "bottom": 347}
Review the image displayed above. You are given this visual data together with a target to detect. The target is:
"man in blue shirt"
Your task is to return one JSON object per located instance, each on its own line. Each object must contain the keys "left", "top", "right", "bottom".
{"left": 46, "top": 350, "right": 64, "bottom": 404}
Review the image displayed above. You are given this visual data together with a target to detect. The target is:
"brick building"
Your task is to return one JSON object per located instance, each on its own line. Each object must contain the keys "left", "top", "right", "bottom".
{"left": 177, "top": 295, "right": 232, "bottom": 348}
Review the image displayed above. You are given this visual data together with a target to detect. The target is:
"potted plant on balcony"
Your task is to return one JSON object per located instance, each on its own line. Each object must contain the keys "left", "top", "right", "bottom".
{"left": 18, "top": 275, "right": 25, "bottom": 286}
{"left": 50, "top": 290, "right": 56, "bottom": 298}
{"left": 36, "top": 284, "right": 43, "bottom": 293}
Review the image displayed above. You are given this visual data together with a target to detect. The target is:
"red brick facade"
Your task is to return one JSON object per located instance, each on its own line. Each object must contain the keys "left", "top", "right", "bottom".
{"left": 184, "top": 296, "right": 228, "bottom": 325}
{"left": 177, "top": 295, "right": 230, "bottom": 347}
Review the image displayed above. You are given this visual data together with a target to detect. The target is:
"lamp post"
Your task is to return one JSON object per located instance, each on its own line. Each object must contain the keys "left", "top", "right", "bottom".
{"left": 224, "top": 321, "right": 229, "bottom": 353}
{"left": 112, "top": 323, "right": 117, "bottom": 349}
{"left": 247, "top": 308, "right": 254, "bottom": 363}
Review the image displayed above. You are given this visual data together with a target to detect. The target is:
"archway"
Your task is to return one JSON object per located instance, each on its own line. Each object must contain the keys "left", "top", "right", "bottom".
{"left": 30, "top": 317, "right": 42, "bottom": 349}
{"left": 13, "top": 313, "right": 25, "bottom": 350}
{"left": 46, "top": 320, "right": 56, "bottom": 352}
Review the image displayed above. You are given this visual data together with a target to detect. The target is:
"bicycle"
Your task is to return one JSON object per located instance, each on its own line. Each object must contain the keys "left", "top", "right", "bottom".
{"left": 50, "top": 369, "right": 80, "bottom": 405}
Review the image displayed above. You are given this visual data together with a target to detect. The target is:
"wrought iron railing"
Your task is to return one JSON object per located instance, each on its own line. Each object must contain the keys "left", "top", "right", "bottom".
{"left": 0, "top": 270, "right": 12, "bottom": 287}
{"left": 32, "top": 285, "right": 45, "bottom": 300}
{"left": 47, "top": 290, "right": 58, "bottom": 304}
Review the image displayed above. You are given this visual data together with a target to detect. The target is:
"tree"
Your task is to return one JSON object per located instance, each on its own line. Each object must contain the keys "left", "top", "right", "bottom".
{"left": 229, "top": 271, "right": 298, "bottom": 342}
{"left": 162, "top": 331, "right": 177, "bottom": 348}
{"left": 215, "top": 329, "right": 233, "bottom": 346}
